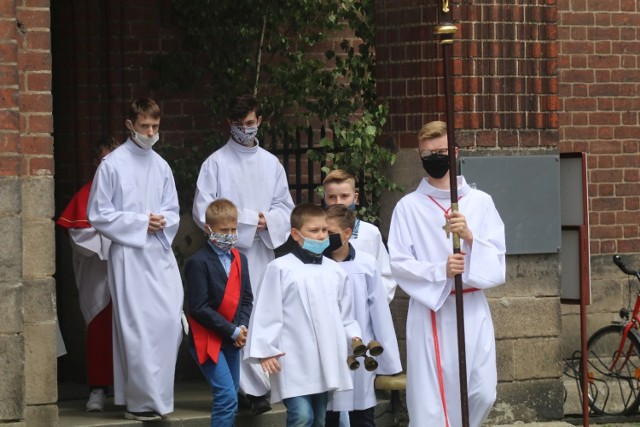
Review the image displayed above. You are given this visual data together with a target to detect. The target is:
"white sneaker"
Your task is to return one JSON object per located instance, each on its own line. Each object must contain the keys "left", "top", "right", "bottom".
{"left": 124, "top": 411, "right": 162, "bottom": 421}
{"left": 86, "top": 388, "right": 105, "bottom": 412}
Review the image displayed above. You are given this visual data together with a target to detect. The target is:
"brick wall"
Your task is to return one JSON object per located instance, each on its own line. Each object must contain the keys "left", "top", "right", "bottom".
{"left": 558, "top": 0, "right": 640, "bottom": 256}
{"left": 375, "top": 1, "right": 559, "bottom": 150}
{"left": 52, "top": 0, "right": 211, "bottom": 206}
{"left": 0, "top": 0, "right": 57, "bottom": 424}
{"left": 0, "top": 0, "right": 24, "bottom": 420}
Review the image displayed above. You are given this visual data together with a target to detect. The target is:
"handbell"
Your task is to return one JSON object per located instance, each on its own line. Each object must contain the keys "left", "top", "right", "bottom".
{"left": 367, "top": 340, "right": 384, "bottom": 357}
{"left": 352, "top": 337, "right": 367, "bottom": 357}
{"left": 364, "top": 356, "right": 378, "bottom": 372}
{"left": 347, "top": 355, "right": 360, "bottom": 370}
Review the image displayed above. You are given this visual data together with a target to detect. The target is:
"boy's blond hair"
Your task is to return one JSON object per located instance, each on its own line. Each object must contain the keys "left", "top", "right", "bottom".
{"left": 322, "top": 169, "right": 357, "bottom": 192}
{"left": 290, "top": 203, "right": 326, "bottom": 230}
{"left": 325, "top": 204, "right": 356, "bottom": 231}
{"left": 205, "top": 199, "right": 238, "bottom": 226}
{"left": 418, "top": 120, "right": 447, "bottom": 143}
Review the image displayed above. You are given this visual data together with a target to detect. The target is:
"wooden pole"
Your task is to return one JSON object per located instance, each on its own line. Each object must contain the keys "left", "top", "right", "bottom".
{"left": 435, "top": 2, "right": 470, "bottom": 426}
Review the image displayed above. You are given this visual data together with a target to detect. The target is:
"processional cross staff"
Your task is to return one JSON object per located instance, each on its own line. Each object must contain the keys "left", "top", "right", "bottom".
{"left": 435, "top": 1, "right": 471, "bottom": 427}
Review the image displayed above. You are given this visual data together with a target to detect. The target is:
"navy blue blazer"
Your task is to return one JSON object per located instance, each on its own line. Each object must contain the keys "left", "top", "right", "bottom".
{"left": 184, "top": 242, "right": 253, "bottom": 348}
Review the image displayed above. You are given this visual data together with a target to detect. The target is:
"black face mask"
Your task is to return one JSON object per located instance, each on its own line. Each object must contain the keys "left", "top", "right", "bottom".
{"left": 422, "top": 154, "right": 449, "bottom": 179}
{"left": 323, "top": 233, "right": 343, "bottom": 256}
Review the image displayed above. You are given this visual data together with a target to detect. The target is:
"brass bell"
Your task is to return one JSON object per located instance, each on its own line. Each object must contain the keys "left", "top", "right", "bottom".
{"left": 364, "top": 356, "right": 378, "bottom": 372}
{"left": 347, "top": 355, "right": 360, "bottom": 371}
{"left": 367, "top": 340, "right": 384, "bottom": 357}
{"left": 352, "top": 337, "right": 367, "bottom": 357}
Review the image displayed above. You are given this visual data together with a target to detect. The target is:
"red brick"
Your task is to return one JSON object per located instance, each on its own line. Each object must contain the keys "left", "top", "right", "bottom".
{"left": 598, "top": 183, "right": 614, "bottom": 196}
{"left": 618, "top": 239, "right": 640, "bottom": 254}
{"left": 0, "top": 64, "right": 18, "bottom": 84}
{"left": 25, "top": 113, "right": 53, "bottom": 133}
{"left": 0, "top": 131, "right": 19, "bottom": 152}
{"left": 617, "top": 184, "right": 640, "bottom": 197}
{"left": 0, "top": 40, "right": 17, "bottom": 63}
{"left": 591, "top": 169, "right": 623, "bottom": 183}
{"left": 591, "top": 197, "right": 623, "bottom": 211}
{"left": 626, "top": 198, "right": 640, "bottom": 215}
{"left": 0, "top": 155, "right": 21, "bottom": 176}
{"left": 600, "top": 211, "right": 615, "bottom": 225}
{"left": 0, "top": 0, "right": 16, "bottom": 15}
{"left": 20, "top": 135, "right": 52, "bottom": 155}
{"left": 0, "top": 87, "right": 17, "bottom": 108}
{"left": 614, "top": 155, "right": 639, "bottom": 168}
{"left": 22, "top": 0, "right": 51, "bottom": 7}
{"left": 616, "top": 211, "right": 640, "bottom": 225}
{"left": 591, "top": 225, "right": 623, "bottom": 239}
{"left": 25, "top": 71, "right": 50, "bottom": 91}
{"left": 17, "top": 50, "right": 51, "bottom": 71}
{"left": 16, "top": 8, "right": 50, "bottom": 29}
{"left": 590, "top": 56, "right": 618, "bottom": 71}
{"left": 622, "top": 225, "right": 639, "bottom": 239}
{"left": 19, "top": 92, "right": 51, "bottom": 113}
{"left": 26, "top": 156, "right": 54, "bottom": 176}
{"left": 0, "top": 109, "right": 18, "bottom": 131}
{"left": 561, "top": 69, "right": 594, "bottom": 84}
{"left": 20, "top": 29, "right": 50, "bottom": 50}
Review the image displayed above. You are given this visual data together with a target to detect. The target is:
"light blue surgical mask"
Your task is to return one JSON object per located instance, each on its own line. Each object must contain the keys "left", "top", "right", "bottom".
{"left": 347, "top": 202, "right": 356, "bottom": 211}
{"left": 299, "top": 232, "right": 330, "bottom": 255}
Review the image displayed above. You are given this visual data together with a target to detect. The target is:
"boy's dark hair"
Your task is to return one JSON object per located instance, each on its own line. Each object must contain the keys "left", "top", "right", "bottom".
{"left": 325, "top": 204, "right": 356, "bottom": 231}
{"left": 228, "top": 94, "right": 261, "bottom": 122}
{"left": 290, "top": 203, "right": 326, "bottom": 230}
{"left": 127, "top": 98, "right": 161, "bottom": 123}
{"left": 94, "top": 135, "right": 122, "bottom": 158}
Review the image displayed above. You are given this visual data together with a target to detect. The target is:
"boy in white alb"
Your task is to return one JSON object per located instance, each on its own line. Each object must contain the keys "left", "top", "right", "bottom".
{"left": 323, "top": 169, "right": 396, "bottom": 302}
{"left": 324, "top": 204, "right": 402, "bottom": 427}
{"left": 193, "top": 95, "right": 294, "bottom": 413}
{"left": 388, "top": 121, "right": 506, "bottom": 427}
{"left": 87, "top": 99, "right": 184, "bottom": 422}
{"left": 245, "top": 203, "right": 362, "bottom": 427}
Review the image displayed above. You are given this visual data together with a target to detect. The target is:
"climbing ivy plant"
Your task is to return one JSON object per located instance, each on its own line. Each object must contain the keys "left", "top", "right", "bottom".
{"left": 153, "top": 0, "right": 399, "bottom": 222}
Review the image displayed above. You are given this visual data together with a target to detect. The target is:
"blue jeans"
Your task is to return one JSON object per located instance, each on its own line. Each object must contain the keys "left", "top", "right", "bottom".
{"left": 283, "top": 392, "right": 329, "bottom": 427}
{"left": 189, "top": 343, "right": 240, "bottom": 427}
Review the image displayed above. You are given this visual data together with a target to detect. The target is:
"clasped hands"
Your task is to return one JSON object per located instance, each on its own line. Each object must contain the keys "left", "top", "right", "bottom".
{"left": 148, "top": 213, "right": 166, "bottom": 233}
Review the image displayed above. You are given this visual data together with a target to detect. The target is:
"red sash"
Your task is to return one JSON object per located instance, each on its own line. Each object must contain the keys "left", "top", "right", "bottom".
{"left": 189, "top": 248, "right": 242, "bottom": 365}
{"left": 56, "top": 180, "right": 93, "bottom": 229}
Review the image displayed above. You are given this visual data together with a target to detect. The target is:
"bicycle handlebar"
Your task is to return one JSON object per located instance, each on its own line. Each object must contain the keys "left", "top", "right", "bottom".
{"left": 613, "top": 254, "right": 640, "bottom": 277}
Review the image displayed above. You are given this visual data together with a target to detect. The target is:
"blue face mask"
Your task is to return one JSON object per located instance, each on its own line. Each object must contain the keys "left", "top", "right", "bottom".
{"left": 347, "top": 202, "right": 356, "bottom": 211}
{"left": 299, "top": 233, "right": 330, "bottom": 255}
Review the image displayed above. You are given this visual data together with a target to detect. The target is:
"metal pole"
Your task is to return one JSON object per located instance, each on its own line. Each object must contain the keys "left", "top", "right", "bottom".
{"left": 435, "top": 2, "right": 470, "bottom": 426}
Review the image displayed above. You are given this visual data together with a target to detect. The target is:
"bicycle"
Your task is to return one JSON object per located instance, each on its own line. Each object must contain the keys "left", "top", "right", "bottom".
{"left": 582, "top": 254, "right": 640, "bottom": 416}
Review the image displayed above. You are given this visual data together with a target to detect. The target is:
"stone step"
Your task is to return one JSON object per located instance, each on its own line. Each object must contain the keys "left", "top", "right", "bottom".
{"left": 58, "top": 381, "right": 399, "bottom": 427}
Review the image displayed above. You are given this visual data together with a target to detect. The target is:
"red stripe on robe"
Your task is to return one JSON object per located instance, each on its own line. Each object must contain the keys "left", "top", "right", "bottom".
{"left": 56, "top": 180, "right": 93, "bottom": 229}
{"left": 189, "top": 247, "right": 242, "bottom": 365}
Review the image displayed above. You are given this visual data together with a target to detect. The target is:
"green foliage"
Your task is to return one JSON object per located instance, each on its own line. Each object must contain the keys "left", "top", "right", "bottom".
{"left": 309, "top": 104, "right": 400, "bottom": 223}
{"left": 154, "top": 0, "right": 400, "bottom": 221}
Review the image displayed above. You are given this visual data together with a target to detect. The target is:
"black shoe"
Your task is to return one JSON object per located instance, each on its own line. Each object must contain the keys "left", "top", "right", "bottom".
{"left": 237, "top": 393, "right": 252, "bottom": 410}
{"left": 246, "top": 394, "right": 271, "bottom": 415}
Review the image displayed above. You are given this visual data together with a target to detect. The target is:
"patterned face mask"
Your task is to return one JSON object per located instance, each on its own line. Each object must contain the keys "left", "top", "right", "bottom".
{"left": 207, "top": 230, "right": 238, "bottom": 252}
{"left": 230, "top": 125, "right": 259, "bottom": 146}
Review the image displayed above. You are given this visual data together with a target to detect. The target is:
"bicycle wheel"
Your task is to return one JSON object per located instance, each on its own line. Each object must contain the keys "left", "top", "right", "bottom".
{"left": 583, "top": 324, "right": 640, "bottom": 415}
